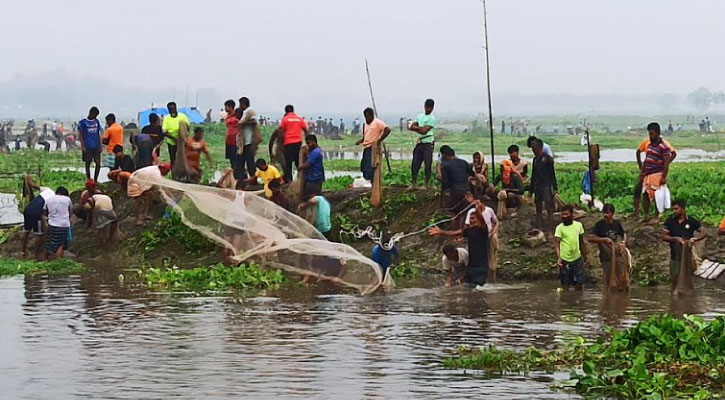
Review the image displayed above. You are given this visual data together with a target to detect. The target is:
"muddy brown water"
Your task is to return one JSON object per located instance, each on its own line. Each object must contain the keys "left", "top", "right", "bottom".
{"left": 2, "top": 271, "right": 725, "bottom": 399}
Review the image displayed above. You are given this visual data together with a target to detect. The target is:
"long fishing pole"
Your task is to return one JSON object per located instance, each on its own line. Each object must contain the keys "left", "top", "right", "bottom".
{"left": 364, "top": 59, "right": 392, "bottom": 173}
{"left": 482, "top": 0, "right": 496, "bottom": 179}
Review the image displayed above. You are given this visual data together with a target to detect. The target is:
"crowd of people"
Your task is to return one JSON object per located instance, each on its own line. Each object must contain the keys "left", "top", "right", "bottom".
{"left": 15, "top": 98, "right": 725, "bottom": 295}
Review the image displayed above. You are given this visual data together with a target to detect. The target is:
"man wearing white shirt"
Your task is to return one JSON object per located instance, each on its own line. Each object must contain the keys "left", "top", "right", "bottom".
{"left": 43, "top": 187, "right": 73, "bottom": 259}
{"left": 442, "top": 244, "right": 469, "bottom": 287}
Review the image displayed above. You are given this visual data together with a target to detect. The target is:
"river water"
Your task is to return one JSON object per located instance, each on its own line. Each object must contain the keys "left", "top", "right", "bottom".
{"left": 2, "top": 273, "right": 724, "bottom": 399}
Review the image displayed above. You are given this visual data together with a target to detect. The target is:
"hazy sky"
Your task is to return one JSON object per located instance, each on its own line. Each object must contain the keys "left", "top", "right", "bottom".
{"left": 1, "top": 0, "right": 724, "bottom": 116}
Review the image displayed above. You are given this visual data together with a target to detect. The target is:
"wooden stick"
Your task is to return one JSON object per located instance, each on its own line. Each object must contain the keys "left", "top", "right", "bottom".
{"left": 365, "top": 59, "right": 391, "bottom": 174}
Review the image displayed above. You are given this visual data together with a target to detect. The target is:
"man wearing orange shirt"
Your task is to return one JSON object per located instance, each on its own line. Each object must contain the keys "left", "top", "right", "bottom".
{"left": 185, "top": 127, "right": 212, "bottom": 184}
{"left": 275, "top": 104, "right": 308, "bottom": 182}
{"left": 634, "top": 134, "right": 677, "bottom": 218}
{"left": 718, "top": 216, "right": 725, "bottom": 236}
{"left": 102, "top": 113, "right": 124, "bottom": 168}
{"left": 356, "top": 107, "right": 391, "bottom": 181}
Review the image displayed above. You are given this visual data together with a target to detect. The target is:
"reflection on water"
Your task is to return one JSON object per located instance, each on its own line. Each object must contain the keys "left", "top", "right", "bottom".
{"left": 2, "top": 273, "right": 724, "bottom": 399}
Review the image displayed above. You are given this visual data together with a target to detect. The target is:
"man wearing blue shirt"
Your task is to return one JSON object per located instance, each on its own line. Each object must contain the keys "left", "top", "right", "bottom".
{"left": 298, "top": 134, "right": 325, "bottom": 197}
{"left": 78, "top": 106, "right": 103, "bottom": 181}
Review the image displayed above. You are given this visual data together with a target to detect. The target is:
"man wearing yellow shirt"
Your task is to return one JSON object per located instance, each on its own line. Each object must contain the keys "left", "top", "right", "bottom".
{"left": 162, "top": 101, "right": 190, "bottom": 166}
{"left": 243, "top": 158, "right": 283, "bottom": 199}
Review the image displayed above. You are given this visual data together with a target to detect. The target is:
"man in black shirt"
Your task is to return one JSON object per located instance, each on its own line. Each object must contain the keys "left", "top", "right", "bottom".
{"left": 530, "top": 139, "right": 557, "bottom": 234}
{"left": 439, "top": 145, "right": 473, "bottom": 214}
{"left": 662, "top": 199, "right": 707, "bottom": 294}
{"left": 108, "top": 145, "right": 136, "bottom": 188}
{"left": 588, "top": 204, "right": 629, "bottom": 290}
{"left": 141, "top": 113, "right": 164, "bottom": 160}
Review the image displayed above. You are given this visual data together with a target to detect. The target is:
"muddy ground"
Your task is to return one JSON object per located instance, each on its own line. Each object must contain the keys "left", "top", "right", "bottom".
{"left": 3, "top": 183, "right": 725, "bottom": 287}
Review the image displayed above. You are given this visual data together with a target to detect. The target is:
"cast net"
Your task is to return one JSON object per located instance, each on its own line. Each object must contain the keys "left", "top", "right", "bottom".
{"left": 135, "top": 174, "right": 382, "bottom": 295}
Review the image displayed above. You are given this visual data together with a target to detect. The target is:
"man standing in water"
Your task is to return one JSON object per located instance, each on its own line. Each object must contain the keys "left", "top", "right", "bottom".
{"left": 662, "top": 200, "right": 706, "bottom": 295}
{"left": 530, "top": 139, "right": 557, "bottom": 235}
{"left": 409, "top": 99, "right": 437, "bottom": 190}
{"left": 429, "top": 200, "right": 489, "bottom": 289}
{"left": 78, "top": 106, "right": 103, "bottom": 181}
{"left": 587, "top": 204, "right": 629, "bottom": 291}
{"left": 162, "top": 102, "right": 189, "bottom": 167}
{"left": 356, "top": 108, "right": 391, "bottom": 182}
{"left": 634, "top": 126, "right": 676, "bottom": 218}
{"left": 555, "top": 204, "right": 586, "bottom": 291}
{"left": 640, "top": 122, "right": 672, "bottom": 223}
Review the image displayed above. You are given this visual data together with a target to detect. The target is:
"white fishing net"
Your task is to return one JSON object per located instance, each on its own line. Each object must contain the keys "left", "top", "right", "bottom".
{"left": 134, "top": 174, "right": 383, "bottom": 295}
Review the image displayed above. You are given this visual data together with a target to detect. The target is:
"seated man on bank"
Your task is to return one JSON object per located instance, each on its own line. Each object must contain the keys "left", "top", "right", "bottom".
{"left": 108, "top": 145, "right": 136, "bottom": 188}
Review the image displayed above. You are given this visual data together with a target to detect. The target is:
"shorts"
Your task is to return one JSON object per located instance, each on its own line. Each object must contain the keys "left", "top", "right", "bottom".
{"left": 559, "top": 257, "right": 583, "bottom": 286}
{"left": 304, "top": 180, "right": 323, "bottom": 198}
{"left": 103, "top": 152, "right": 116, "bottom": 168}
{"left": 45, "top": 225, "right": 68, "bottom": 253}
{"left": 23, "top": 196, "right": 45, "bottom": 234}
{"left": 534, "top": 184, "right": 554, "bottom": 206}
{"left": 82, "top": 149, "right": 101, "bottom": 163}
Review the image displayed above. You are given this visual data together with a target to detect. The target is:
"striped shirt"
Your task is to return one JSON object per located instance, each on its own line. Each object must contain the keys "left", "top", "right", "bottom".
{"left": 643, "top": 140, "right": 671, "bottom": 175}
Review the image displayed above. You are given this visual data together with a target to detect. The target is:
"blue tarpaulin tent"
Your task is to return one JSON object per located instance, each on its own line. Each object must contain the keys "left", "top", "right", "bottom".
{"left": 137, "top": 107, "right": 205, "bottom": 128}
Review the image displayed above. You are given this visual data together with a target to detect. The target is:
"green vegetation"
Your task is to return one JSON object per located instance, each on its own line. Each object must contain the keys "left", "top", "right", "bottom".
{"left": 317, "top": 128, "right": 725, "bottom": 155}
{"left": 136, "top": 211, "right": 216, "bottom": 253}
{"left": 138, "top": 262, "right": 284, "bottom": 293}
{"left": 443, "top": 314, "right": 725, "bottom": 399}
{"left": 390, "top": 260, "right": 420, "bottom": 279}
{"left": 329, "top": 160, "right": 725, "bottom": 226}
{"left": 0, "top": 150, "right": 86, "bottom": 197}
{"left": 0, "top": 257, "right": 85, "bottom": 276}
{"left": 556, "top": 162, "right": 725, "bottom": 225}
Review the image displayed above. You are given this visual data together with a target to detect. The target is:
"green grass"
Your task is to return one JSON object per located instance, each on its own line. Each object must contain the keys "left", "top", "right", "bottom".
{"left": 316, "top": 129, "right": 725, "bottom": 156}
{"left": 0, "top": 257, "right": 85, "bottom": 276}
{"left": 443, "top": 314, "right": 725, "bottom": 399}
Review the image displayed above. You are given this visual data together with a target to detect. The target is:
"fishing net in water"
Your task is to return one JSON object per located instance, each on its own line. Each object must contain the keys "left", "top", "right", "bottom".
{"left": 135, "top": 174, "right": 383, "bottom": 295}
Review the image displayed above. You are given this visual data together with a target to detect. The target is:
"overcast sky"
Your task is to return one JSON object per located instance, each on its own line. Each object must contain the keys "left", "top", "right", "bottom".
{"left": 1, "top": 0, "right": 724, "bottom": 117}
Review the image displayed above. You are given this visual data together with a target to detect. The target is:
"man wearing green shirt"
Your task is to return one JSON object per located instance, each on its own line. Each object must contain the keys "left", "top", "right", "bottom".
{"left": 409, "top": 98, "right": 436, "bottom": 189}
{"left": 554, "top": 204, "right": 586, "bottom": 291}
{"left": 162, "top": 101, "right": 190, "bottom": 166}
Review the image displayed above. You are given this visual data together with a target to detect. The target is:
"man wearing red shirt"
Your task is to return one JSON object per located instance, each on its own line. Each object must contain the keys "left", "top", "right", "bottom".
{"left": 223, "top": 99, "right": 241, "bottom": 177}
{"left": 275, "top": 104, "right": 308, "bottom": 182}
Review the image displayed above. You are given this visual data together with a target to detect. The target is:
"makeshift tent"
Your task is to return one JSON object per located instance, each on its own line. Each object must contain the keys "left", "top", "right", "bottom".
{"left": 179, "top": 107, "right": 204, "bottom": 124}
{"left": 137, "top": 107, "right": 205, "bottom": 128}
{"left": 138, "top": 107, "right": 169, "bottom": 128}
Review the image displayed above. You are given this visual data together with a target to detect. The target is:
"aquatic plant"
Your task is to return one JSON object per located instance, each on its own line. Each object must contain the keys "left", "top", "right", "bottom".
{"left": 0, "top": 257, "right": 85, "bottom": 276}
{"left": 443, "top": 314, "right": 725, "bottom": 399}
{"left": 140, "top": 262, "right": 284, "bottom": 293}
